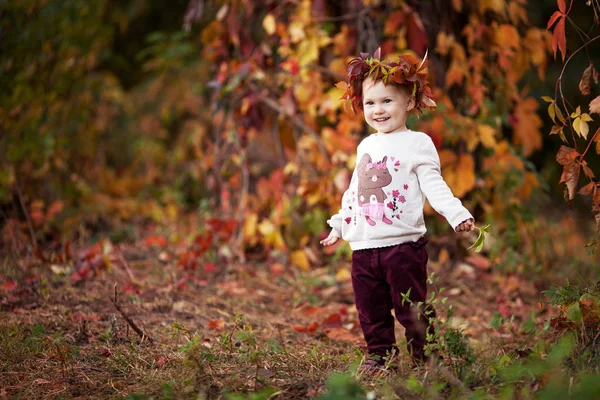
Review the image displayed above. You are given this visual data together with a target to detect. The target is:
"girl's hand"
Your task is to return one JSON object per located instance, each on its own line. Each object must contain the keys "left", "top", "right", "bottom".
{"left": 320, "top": 229, "right": 341, "bottom": 246}
{"left": 455, "top": 218, "right": 475, "bottom": 232}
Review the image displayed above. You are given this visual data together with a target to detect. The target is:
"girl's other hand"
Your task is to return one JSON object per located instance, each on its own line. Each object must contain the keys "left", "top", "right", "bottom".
{"left": 455, "top": 218, "right": 474, "bottom": 232}
{"left": 320, "top": 229, "right": 340, "bottom": 246}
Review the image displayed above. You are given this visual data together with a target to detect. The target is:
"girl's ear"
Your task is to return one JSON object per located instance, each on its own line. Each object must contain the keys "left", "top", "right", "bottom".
{"left": 406, "top": 96, "right": 416, "bottom": 111}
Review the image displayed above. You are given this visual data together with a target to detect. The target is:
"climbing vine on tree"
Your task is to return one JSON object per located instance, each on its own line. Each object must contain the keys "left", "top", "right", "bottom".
{"left": 546, "top": 0, "right": 600, "bottom": 235}
{"left": 184, "top": 0, "right": 553, "bottom": 266}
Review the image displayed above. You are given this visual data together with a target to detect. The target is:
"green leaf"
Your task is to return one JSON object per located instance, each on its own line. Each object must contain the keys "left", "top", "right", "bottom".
{"left": 566, "top": 302, "right": 583, "bottom": 323}
{"left": 468, "top": 224, "right": 491, "bottom": 252}
{"left": 498, "top": 354, "right": 512, "bottom": 367}
{"left": 489, "top": 311, "right": 503, "bottom": 329}
{"left": 469, "top": 231, "right": 484, "bottom": 251}
{"left": 522, "top": 311, "right": 536, "bottom": 334}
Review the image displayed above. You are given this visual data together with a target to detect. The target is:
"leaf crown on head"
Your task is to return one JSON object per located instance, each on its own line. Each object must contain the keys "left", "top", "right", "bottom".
{"left": 337, "top": 47, "right": 437, "bottom": 115}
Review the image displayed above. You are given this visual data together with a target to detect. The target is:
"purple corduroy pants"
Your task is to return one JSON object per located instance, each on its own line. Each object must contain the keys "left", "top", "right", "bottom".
{"left": 351, "top": 237, "right": 432, "bottom": 362}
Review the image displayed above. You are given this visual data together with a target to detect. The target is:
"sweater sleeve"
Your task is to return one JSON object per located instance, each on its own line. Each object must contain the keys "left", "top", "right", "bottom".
{"left": 414, "top": 137, "right": 473, "bottom": 230}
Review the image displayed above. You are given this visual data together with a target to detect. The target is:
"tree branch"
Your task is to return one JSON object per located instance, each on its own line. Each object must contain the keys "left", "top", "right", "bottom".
{"left": 111, "top": 285, "right": 154, "bottom": 344}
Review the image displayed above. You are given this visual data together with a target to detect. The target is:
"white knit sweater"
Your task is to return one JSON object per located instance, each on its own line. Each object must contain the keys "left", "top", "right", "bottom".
{"left": 328, "top": 129, "right": 473, "bottom": 250}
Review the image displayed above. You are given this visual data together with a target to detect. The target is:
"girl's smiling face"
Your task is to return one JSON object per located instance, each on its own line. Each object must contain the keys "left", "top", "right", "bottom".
{"left": 362, "top": 78, "right": 415, "bottom": 134}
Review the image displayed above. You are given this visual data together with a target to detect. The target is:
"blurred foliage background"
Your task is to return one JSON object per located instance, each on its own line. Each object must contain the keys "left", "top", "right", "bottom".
{"left": 1, "top": 0, "right": 599, "bottom": 281}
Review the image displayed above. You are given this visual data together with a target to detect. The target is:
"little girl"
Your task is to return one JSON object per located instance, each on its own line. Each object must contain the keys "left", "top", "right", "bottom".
{"left": 321, "top": 49, "right": 474, "bottom": 371}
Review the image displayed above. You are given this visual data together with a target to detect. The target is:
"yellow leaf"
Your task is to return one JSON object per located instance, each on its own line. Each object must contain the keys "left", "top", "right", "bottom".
{"left": 573, "top": 117, "right": 581, "bottom": 136}
{"left": 478, "top": 124, "right": 498, "bottom": 149}
{"left": 495, "top": 25, "right": 521, "bottom": 50}
{"left": 283, "top": 161, "right": 299, "bottom": 175}
{"left": 581, "top": 113, "right": 593, "bottom": 122}
{"left": 258, "top": 219, "right": 286, "bottom": 249}
{"left": 335, "top": 267, "right": 351, "bottom": 282}
{"left": 290, "top": 249, "right": 310, "bottom": 270}
{"left": 548, "top": 102, "right": 556, "bottom": 123}
{"left": 436, "top": 32, "right": 455, "bottom": 56}
{"left": 580, "top": 119, "right": 589, "bottom": 140}
{"left": 243, "top": 212, "right": 258, "bottom": 245}
{"left": 555, "top": 104, "right": 566, "bottom": 123}
{"left": 288, "top": 21, "right": 305, "bottom": 43}
{"left": 297, "top": 36, "right": 319, "bottom": 65}
{"left": 263, "top": 13, "right": 276, "bottom": 35}
{"left": 550, "top": 125, "right": 563, "bottom": 137}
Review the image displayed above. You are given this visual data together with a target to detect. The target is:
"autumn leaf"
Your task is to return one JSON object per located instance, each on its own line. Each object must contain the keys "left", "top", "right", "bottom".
{"left": 571, "top": 106, "right": 594, "bottom": 140}
{"left": 263, "top": 13, "right": 276, "bottom": 36}
{"left": 203, "top": 263, "right": 217, "bottom": 272}
{"left": 582, "top": 162, "right": 595, "bottom": 179}
{"left": 560, "top": 162, "right": 580, "bottom": 201}
{"left": 556, "top": 145, "right": 580, "bottom": 166}
{"left": 495, "top": 25, "right": 521, "bottom": 50}
{"left": 547, "top": 10, "right": 562, "bottom": 30}
{"left": 156, "top": 356, "right": 167, "bottom": 369}
{"left": 478, "top": 124, "right": 498, "bottom": 149}
{"left": 290, "top": 249, "right": 311, "bottom": 270}
{"left": 579, "top": 63, "right": 598, "bottom": 96}
{"left": 323, "top": 328, "right": 360, "bottom": 343}
{"left": 512, "top": 98, "right": 543, "bottom": 156}
{"left": 145, "top": 236, "right": 168, "bottom": 247}
{"left": 321, "top": 312, "right": 342, "bottom": 329}
{"left": 589, "top": 96, "right": 600, "bottom": 115}
{"left": 441, "top": 152, "right": 475, "bottom": 198}
{"left": 335, "top": 267, "right": 351, "bottom": 282}
{"left": 384, "top": 11, "right": 404, "bottom": 35}
{"left": 291, "top": 321, "right": 319, "bottom": 333}
{"left": 2, "top": 279, "right": 17, "bottom": 292}
{"left": 208, "top": 319, "right": 225, "bottom": 330}
{"left": 542, "top": 98, "right": 565, "bottom": 124}
{"left": 579, "top": 182, "right": 595, "bottom": 196}
{"left": 258, "top": 219, "right": 286, "bottom": 249}
{"left": 548, "top": 11, "right": 566, "bottom": 61}
{"left": 550, "top": 125, "right": 566, "bottom": 143}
